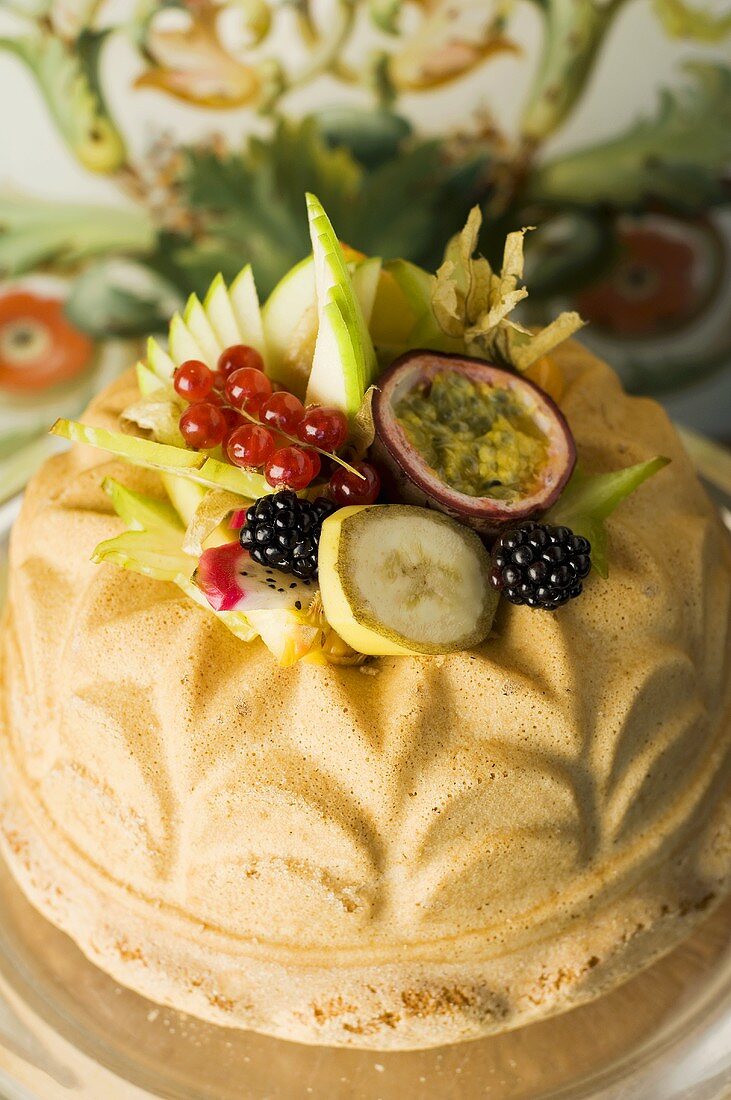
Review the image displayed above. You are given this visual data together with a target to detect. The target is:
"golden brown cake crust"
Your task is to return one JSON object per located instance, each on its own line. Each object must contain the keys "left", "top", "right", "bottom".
{"left": 1, "top": 342, "right": 730, "bottom": 1049}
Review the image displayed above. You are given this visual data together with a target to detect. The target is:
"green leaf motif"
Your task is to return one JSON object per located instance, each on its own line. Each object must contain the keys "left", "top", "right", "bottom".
{"left": 313, "top": 107, "right": 413, "bottom": 169}
{"left": 528, "top": 63, "right": 731, "bottom": 211}
{"left": 0, "top": 192, "right": 155, "bottom": 277}
{"left": 153, "top": 118, "right": 461, "bottom": 299}
{"left": 0, "top": 30, "right": 125, "bottom": 173}
{"left": 520, "top": 0, "right": 616, "bottom": 142}
{"left": 368, "top": 0, "right": 404, "bottom": 34}
{"left": 548, "top": 457, "right": 670, "bottom": 578}
{"left": 65, "top": 259, "right": 183, "bottom": 338}
{"left": 653, "top": 0, "right": 731, "bottom": 41}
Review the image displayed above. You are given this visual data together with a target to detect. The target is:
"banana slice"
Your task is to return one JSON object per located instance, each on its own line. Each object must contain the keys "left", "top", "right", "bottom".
{"left": 318, "top": 505, "right": 498, "bottom": 656}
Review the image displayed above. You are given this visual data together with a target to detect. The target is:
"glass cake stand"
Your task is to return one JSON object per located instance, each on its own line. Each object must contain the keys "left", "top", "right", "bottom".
{"left": 0, "top": 437, "right": 730, "bottom": 1100}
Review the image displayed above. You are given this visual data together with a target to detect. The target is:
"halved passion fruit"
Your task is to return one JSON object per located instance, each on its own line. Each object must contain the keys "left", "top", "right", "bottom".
{"left": 371, "top": 351, "right": 576, "bottom": 537}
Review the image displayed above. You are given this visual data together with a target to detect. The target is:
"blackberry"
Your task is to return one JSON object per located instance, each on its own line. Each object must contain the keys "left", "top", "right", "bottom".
{"left": 490, "top": 522, "right": 591, "bottom": 610}
{"left": 240, "top": 490, "right": 336, "bottom": 580}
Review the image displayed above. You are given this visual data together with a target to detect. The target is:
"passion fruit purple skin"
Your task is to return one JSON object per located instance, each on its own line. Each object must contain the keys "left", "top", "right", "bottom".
{"left": 371, "top": 350, "right": 577, "bottom": 539}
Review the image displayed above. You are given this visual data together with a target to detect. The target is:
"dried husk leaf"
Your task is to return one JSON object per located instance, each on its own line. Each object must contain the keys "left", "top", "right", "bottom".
{"left": 509, "top": 311, "right": 585, "bottom": 371}
{"left": 432, "top": 260, "right": 464, "bottom": 337}
{"left": 184, "top": 489, "right": 248, "bottom": 557}
{"left": 429, "top": 207, "right": 585, "bottom": 371}
{"left": 501, "top": 227, "right": 530, "bottom": 282}
{"left": 348, "top": 386, "right": 378, "bottom": 460}
{"left": 121, "top": 398, "right": 185, "bottom": 447}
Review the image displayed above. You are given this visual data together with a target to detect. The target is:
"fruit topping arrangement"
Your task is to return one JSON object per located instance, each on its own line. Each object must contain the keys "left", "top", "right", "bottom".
{"left": 51, "top": 195, "right": 669, "bottom": 667}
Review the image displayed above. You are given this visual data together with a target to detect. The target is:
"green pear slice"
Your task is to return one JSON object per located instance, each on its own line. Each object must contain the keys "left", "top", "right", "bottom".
{"left": 183, "top": 293, "right": 223, "bottom": 364}
{"left": 305, "top": 193, "right": 377, "bottom": 415}
{"left": 93, "top": 529, "right": 195, "bottom": 584}
{"left": 229, "top": 264, "right": 267, "bottom": 362}
{"left": 160, "top": 472, "right": 208, "bottom": 526}
{"left": 102, "top": 477, "right": 183, "bottom": 533}
{"left": 52, "top": 418, "right": 203, "bottom": 469}
{"left": 351, "top": 256, "right": 382, "bottom": 325}
{"left": 147, "top": 336, "right": 175, "bottom": 381}
{"left": 204, "top": 273, "right": 243, "bottom": 349}
{"left": 261, "top": 256, "right": 315, "bottom": 386}
{"left": 384, "top": 258, "right": 433, "bottom": 318}
{"left": 51, "top": 419, "right": 269, "bottom": 498}
{"left": 197, "top": 455, "right": 268, "bottom": 497}
{"left": 169, "top": 312, "right": 207, "bottom": 367}
{"left": 136, "top": 361, "right": 167, "bottom": 396}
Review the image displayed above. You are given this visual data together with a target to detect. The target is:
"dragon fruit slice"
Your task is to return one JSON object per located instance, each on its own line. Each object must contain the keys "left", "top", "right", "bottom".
{"left": 194, "top": 542, "right": 320, "bottom": 665}
{"left": 196, "top": 542, "right": 317, "bottom": 613}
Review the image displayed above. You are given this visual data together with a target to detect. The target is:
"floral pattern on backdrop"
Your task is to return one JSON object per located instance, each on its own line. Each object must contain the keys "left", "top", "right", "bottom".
{"left": 0, "top": 0, "right": 730, "bottom": 501}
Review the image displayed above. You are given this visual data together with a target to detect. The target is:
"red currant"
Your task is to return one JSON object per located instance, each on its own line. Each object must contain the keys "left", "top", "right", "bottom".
{"left": 217, "top": 344, "right": 264, "bottom": 379}
{"left": 260, "top": 391, "right": 305, "bottom": 433}
{"left": 304, "top": 449, "right": 321, "bottom": 481}
{"left": 220, "top": 405, "right": 245, "bottom": 433}
{"left": 179, "top": 402, "right": 227, "bottom": 450}
{"left": 173, "top": 359, "right": 214, "bottom": 403}
{"left": 225, "top": 367, "right": 272, "bottom": 410}
{"left": 265, "top": 446, "right": 314, "bottom": 491}
{"left": 329, "top": 461, "right": 381, "bottom": 505}
{"left": 297, "top": 406, "right": 348, "bottom": 452}
{"left": 227, "top": 424, "right": 276, "bottom": 468}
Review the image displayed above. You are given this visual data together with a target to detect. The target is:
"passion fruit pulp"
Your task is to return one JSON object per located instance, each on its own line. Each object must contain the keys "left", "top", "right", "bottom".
{"left": 371, "top": 351, "right": 576, "bottom": 537}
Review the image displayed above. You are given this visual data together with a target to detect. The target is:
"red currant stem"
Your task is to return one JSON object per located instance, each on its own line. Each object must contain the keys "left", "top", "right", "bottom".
{"left": 233, "top": 404, "right": 366, "bottom": 480}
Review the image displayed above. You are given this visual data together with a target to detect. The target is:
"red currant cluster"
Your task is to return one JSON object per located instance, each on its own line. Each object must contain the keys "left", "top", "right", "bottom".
{"left": 172, "top": 344, "right": 380, "bottom": 502}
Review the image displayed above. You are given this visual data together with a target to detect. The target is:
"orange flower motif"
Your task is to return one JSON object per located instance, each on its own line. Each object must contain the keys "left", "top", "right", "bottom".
{"left": 135, "top": 1, "right": 268, "bottom": 109}
{"left": 0, "top": 291, "right": 92, "bottom": 392}
{"left": 388, "top": 0, "right": 518, "bottom": 91}
{"left": 575, "top": 224, "right": 703, "bottom": 337}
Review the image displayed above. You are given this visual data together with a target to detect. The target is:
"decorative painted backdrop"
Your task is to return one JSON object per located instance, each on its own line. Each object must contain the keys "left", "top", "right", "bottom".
{"left": 1, "top": 0, "right": 730, "bottom": 501}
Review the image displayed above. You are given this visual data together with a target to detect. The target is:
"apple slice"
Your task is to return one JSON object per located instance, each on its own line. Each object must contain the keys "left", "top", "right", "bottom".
{"left": 305, "top": 193, "right": 377, "bottom": 416}
{"left": 183, "top": 292, "right": 222, "bottom": 364}
{"left": 204, "top": 273, "right": 243, "bottom": 349}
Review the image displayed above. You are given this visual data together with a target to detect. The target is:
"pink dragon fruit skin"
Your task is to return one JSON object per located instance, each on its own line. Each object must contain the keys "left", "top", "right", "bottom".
{"left": 229, "top": 508, "right": 248, "bottom": 531}
{"left": 197, "top": 542, "right": 247, "bottom": 611}
{"left": 196, "top": 541, "right": 316, "bottom": 614}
